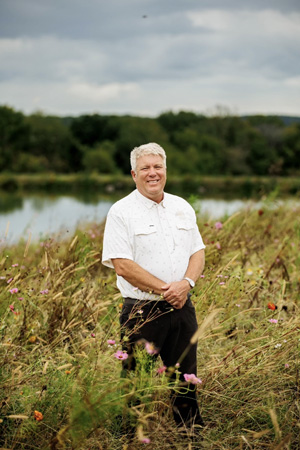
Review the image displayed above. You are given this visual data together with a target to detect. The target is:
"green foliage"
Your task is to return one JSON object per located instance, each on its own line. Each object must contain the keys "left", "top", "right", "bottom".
{"left": 1, "top": 105, "right": 300, "bottom": 177}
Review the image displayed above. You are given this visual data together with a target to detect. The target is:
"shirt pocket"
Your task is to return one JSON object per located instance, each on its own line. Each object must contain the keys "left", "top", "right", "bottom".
{"left": 176, "top": 219, "right": 194, "bottom": 231}
{"left": 134, "top": 224, "right": 157, "bottom": 236}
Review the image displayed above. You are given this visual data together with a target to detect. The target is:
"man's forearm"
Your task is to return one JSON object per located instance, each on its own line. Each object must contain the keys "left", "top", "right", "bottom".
{"left": 112, "top": 258, "right": 166, "bottom": 295}
{"left": 184, "top": 249, "right": 205, "bottom": 283}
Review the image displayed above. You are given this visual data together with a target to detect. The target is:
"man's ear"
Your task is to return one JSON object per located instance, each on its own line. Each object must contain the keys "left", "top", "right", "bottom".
{"left": 131, "top": 170, "right": 136, "bottom": 182}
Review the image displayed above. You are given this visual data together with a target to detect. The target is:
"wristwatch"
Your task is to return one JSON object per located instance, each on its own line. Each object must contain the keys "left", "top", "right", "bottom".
{"left": 183, "top": 277, "right": 195, "bottom": 288}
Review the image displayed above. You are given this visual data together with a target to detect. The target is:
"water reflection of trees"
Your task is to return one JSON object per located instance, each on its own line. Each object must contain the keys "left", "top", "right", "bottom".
{"left": 0, "top": 192, "right": 23, "bottom": 213}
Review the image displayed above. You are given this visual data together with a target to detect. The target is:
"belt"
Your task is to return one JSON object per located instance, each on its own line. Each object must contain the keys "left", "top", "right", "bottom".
{"left": 123, "top": 297, "right": 173, "bottom": 312}
{"left": 123, "top": 294, "right": 191, "bottom": 309}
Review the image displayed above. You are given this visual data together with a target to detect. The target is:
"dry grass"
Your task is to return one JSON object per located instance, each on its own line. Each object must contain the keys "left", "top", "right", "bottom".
{"left": 0, "top": 200, "right": 299, "bottom": 449}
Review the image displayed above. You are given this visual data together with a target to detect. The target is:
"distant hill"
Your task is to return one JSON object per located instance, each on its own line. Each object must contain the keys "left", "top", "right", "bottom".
{"left": 243, "top": 115, "right": 300, "bottom": 126}
{"left": 277, "top": 116, "right": 300, "bottom": 126}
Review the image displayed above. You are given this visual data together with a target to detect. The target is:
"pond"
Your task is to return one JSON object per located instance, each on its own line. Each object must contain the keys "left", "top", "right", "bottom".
{"left": 0, "top": 193, "right": 297, "bottom": 244}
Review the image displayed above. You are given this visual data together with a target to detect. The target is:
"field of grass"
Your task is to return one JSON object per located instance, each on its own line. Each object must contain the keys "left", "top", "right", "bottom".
{"left": 0, "top": 199, "right": 299, "bottom": 449}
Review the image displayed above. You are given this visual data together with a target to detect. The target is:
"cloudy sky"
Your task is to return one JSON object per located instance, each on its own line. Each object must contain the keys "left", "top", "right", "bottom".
{"left": 1, "top": 0, "right": 299, "bottom": 118}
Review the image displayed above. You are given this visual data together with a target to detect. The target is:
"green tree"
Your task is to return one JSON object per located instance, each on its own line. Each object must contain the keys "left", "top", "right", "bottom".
{"left": 82, "top": 141, "right": 117, "bottom": 174}
{"left": 0, "top": 105, "right": 30, "bottom": 171}
{"left": 26, "top": 113, "right": 83, "bottom": 172}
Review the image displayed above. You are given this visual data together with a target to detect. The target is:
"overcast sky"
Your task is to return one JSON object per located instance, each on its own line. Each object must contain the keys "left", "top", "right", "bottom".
{"left": 1, "top": 0, "right": 299, "bottom": 118}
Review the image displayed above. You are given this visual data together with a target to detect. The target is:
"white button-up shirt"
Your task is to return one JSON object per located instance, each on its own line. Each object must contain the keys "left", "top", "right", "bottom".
{"left": 102, "top": 189, "right": 205, "bottom": 300}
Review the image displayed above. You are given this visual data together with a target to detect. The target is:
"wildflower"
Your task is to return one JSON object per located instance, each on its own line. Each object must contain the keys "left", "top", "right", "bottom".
{"left": 34, "top": 410, "right": 43, "bottom": 421}
{"left": 141, "top": 438, "right": 151, "bottom": 444}
{"left": 216, "top": 242, "right": 221, "bottom": 250}
{"left": 274, "top": 343, "right": 282, "bottom": 348}
{"left": 175, "top": 362, "right": 180, "bottom": 368}
{"left": 9, "top": 304, "right": 15, "bottom": 312}
{"left": 107, "top": 339, "right": 116, "bottom": 345}
{"left": 214, "top": 221, "right": 223, "bottom": 230}
{"left": 9, "top": 288, "right": 18, "bottom": 294}
{"left": 267, "top": 302, "right": 277, "bottom": 311}
{"left": 258, "top": 209, "right": 264, "bottom": 216}
{"left": 285, "top": 363, "right": 289, "bottom": 368}
{"left": 217, "top": 274, "right": 223, "bottom": 277}
{"left": 28, "top": 336, "right": 37, "bottom": 343}
{"left": 145, "top": 342, "right": 158, "bottom": 355}
{"left": 40, "top": 289, "right": 49, "bottom": 295}
{"left": 65, "top": 370, "right": 71, "bottom": 375}
{"left": 91, "top": 333, "right": 96, "bottom": 338}
{"left": 137, "top": 309, "right": 143, "bottom": 314}
{"left": 219, "top": 282, "right": 225, "bottom": 285}
{"left": 183, "top": 373, "right": 202, "bottom": 385}
{"left": 18, "top": 297, "right": 24, "bottom": 301}
{"left": 7, "top": 278, "right": 13, "bottom": 284}
{"left": 246, "top": 268, "right": 253, "bottom": 275}
{"left": 114, "top": 350, "right": 128, "bottom": 360}
{"left": 236, "top": 304, "right": 241, "bottom": 307}
{"left": 157, "top": 365, "right": 167, "bottom": 374}
{"left": 0, "top": 276, "right": 6, "bottom": 280}
{"left": 12, "top": 264, "right": 19, "bottom": 267}
{"left": 200, "top": 274, "right": 205, "bottom": 278}
{"left": 269, "top": 319, "right": 278, "bottom": 324}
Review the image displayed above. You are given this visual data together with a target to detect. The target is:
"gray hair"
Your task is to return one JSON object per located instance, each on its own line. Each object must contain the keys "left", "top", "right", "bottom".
{"left": 130, "top": 143, "right": 167, "bottom": 172}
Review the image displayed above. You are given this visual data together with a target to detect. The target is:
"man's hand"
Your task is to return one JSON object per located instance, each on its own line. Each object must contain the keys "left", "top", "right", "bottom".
{"left": 161, "top": 280, "right": 191, "bottom": 309}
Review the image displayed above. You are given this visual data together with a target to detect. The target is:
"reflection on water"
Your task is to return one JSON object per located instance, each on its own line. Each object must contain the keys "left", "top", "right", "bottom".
{"left": 0, "top": 193, "right": 299, "bottom": 244}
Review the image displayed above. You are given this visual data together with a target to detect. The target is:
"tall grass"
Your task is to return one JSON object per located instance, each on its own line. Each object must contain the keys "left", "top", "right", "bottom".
{"left": 0, "top": 199, "right": 299, "bottom": 449}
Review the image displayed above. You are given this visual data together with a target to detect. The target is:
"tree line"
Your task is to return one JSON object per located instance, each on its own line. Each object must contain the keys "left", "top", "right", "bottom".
{"left": 1, "top": 105, "right": 300, "bottom": 176}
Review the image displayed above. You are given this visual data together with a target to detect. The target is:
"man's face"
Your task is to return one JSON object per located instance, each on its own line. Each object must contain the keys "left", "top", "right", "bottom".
{"left": 131, "top": 154, "right": 166, "bottom": 203}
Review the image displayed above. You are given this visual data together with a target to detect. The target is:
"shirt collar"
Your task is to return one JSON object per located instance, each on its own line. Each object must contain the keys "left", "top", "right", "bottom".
{"left": 135, "top": 189, "right": 166, "bottom": 209}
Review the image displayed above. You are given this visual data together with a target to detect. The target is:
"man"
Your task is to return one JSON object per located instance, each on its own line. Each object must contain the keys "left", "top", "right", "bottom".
{"left": 102, "top": 142, "right": 205, "bottom": 433}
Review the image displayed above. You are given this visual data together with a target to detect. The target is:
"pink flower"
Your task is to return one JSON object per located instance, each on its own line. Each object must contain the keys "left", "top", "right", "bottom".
{"left": 184, "top": 373, "right": 202, "bottom": 385}
{"left": 40, "top": 289, "right": 49, "bottom": 295}
{"left": 114, "top": 350, "right": 128, "bottom": 360}
{"left": 11, "top": 264, "right": 19, "bottom": 267}
{"left": 200, "top": 275, "right": 205, "bottom": 278}
{"left": 145, "top": 342, "right": 158, "bottom": 355}
{"left": 157, "top": 365, "right": 167, "bottom": 374}
{"left": 91, "top": 333, "right": 96, "bottom": 338}
{"left": 285, "top": 363, "right": 289, "bottom": 368}
{"left": 9, "top": 304, "right": 18, "bottom": 315}
{"left": 269, "top": 319, "right": 278, "bottom": 324}
{"left": 18, "top": 297, "right": 24, "bottom": 301}
{"left": 215, "top": 221, "right": 223, "bottom": 230}
{"left": 216, "top": 242, "right": 221, "bottom": 250}
{"left": 219, "top": 282, "right": 225, "bottom": 285}
{"left": 7, "top": 278, "right": 13, "bottom": 284}
{"left": 9, "top": 288, "right": 18, "bottom": 294}
{"left": 107, "top": 339, "right": 116, "bottom": 345}
{"left": 141, "top": 438, "right": 151, "bottom": 444}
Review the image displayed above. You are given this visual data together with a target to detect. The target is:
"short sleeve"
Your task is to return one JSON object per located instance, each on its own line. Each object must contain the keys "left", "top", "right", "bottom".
{"left": 102, "top": 211, "right": 134, "bottom": 268}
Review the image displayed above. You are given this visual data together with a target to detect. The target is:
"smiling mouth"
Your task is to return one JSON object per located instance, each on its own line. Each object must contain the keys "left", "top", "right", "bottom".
{"left": 147, "top": 180, "right": 159, "bottom": 183}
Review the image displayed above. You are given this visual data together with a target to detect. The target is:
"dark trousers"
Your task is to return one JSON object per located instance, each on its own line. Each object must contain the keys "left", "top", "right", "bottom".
{"left": 120, "top": 297, "right": 204, "bottom": 429}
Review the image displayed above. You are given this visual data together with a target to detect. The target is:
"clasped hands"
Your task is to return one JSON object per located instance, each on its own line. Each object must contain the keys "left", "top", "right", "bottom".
{"left": 161, "top": 280, "right": 191, "bottom": 309}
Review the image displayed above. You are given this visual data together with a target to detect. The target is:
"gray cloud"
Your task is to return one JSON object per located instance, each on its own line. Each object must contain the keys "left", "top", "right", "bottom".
{"left": 0, "top": 0, "right": 299, "bottom": 116}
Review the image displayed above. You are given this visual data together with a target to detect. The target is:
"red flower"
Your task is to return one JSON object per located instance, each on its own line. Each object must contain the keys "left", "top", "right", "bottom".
{"left": 258, "top": 209, "right": 264, "bottom": 216}
{"left": 267, "top": 302, "right": 277, "bottom": 311}
{"left": 34, "top": 410, "right": 43, "bottom": 421}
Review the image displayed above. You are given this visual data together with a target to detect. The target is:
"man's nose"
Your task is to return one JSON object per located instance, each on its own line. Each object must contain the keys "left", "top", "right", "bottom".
{"left": 148, "top": 166, "right": 156, "bottom": 176}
